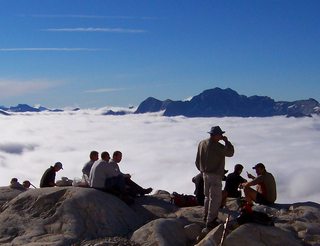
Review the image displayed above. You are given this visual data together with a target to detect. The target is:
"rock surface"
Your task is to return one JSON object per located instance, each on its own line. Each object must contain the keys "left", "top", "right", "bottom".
{"left": 0, "top": 186, "right": 25, "bottom": 207}
{"left": 0, "top": 186, "right": 319, "bottom": 246}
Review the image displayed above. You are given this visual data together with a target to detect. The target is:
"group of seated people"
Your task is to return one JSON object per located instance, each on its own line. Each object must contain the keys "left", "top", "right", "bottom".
{"left": 9, "top": 178, "right": 33, "bottom": 190}
{"left": 85, "top": 150, "right": 153, "bottom": 203}
{"left": 193, "top": 162, "right": 277, "bottom": 207}
{"left": 38, "top": 150, "right": 153, "bottom": 204}
{"left": 12, "top": 150, "right": 275, "bottom": 208}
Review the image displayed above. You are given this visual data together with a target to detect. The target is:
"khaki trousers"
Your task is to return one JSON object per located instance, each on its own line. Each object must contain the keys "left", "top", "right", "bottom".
{"left": 203, "top": 173, "right": 222, "bottom": 225}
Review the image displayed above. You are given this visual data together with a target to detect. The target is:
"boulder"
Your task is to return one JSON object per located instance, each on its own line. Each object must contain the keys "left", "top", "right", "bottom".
{"left": 0, "top": 186, "right": 25, "bottom": 207}
{"left": 0, "top": 186, "right": 319, "bottom": 246}
{"left": 0, "top": 187, "right": 143, "bottom": 245}
{"left": 131, "top": 194, "right": 178, "bottom": 221}
{"left": 195, "top": 224, "right": 224, "bottom": 246}
{"left": 224, "top": 223, "right": 302, "bottom": 246}
{"left": 131, "top": 218, "right": 187, "bottom": 246}
{"left": 184, "top": 223, "right": 203, "bottom": 241}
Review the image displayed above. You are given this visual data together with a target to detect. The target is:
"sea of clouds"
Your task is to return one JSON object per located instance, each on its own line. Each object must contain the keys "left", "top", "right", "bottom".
{"left": 0, "top": 109, "right": 319, "bottom": 204}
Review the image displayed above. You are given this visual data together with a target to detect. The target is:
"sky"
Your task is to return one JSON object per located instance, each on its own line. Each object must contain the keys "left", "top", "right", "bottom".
{"left": 0, "top": 110, "right": 319, "bottom": 204}
{"left": 0, "top": 0, "right": 319, "bottom": 109}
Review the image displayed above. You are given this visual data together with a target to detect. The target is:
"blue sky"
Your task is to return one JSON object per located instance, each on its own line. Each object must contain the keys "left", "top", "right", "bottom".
{"left": 0, "top": 0, "right": 319, "bottom": 108}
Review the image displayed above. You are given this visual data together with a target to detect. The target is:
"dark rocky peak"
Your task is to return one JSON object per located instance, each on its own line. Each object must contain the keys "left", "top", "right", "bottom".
{"left": 0, "top": 104, "right": 64, "bottom": 113}
{"left": 36, "top": 106, "right": 49, "bottom": 111}
{"left": 136, "top": 87, "right": 320, "bottom": 118}
{"left": 103, "top": 110, "right": 128, "bottom": 116}
{"left": 0, "top": 110, "right": 10, "bottom": 116}
{"left": 8, "top": 104, "right": 40, "bottom": 112}
{"left": 135, "top": 97, "right": 172, "bottom": 114}
{"left": 0, "top": 105, "right": 8, "bottom": 111}
{"left": 165, "top": 88, "right": 277, "bottom": 117}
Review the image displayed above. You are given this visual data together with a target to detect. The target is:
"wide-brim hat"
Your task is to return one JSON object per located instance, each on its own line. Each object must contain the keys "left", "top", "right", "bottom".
{"left": 208, "top": 126, "right": 225, "bottom": 136}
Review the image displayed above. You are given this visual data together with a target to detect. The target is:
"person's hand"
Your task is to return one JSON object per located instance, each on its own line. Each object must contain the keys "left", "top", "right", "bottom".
{"left": 221, "top": 136, "right": 228, "bottom": 142}
{"left": 247, "top": 171, "right": 255, "bottom": 179}
{"left": 239, "top": 182, "right": 250, "bottom": 189}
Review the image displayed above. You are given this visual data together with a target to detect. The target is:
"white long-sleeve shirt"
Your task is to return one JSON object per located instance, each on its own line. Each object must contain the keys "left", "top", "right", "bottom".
{"left": 89, "top": 159, "right": 122, "bottom": 189}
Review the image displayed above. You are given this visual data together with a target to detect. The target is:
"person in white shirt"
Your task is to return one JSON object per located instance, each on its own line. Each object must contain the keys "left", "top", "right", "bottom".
{"left": 89, "top": 151, "right": 110, "bottom": 189}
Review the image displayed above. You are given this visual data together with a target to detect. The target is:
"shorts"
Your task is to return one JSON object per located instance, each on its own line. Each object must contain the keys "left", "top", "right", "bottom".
{"left": 256, "top": 193, "right": 272, "bottom": 205}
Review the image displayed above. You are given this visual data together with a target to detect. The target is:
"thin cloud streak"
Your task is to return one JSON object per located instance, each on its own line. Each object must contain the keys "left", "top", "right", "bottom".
{"left": 44, "top": 27, "right": 146, "bottom": 33}
{"left": 0, "top": 48, "right": 106, "bottom": 52}
{"left": 29, "top": 14, "right": 159, "bottom": 20}
{"left": 84, "top": 88, "right": 127, "bottom": 93}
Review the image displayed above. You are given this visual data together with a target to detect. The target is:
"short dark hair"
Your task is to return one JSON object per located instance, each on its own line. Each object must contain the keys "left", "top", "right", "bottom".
{"left": 90, "top": 151, "right": 98, "bottom": 159}
{"left": 101, "top": 151, "right": 110, "bottom": 160}
{"left": 113, "top": 151, "right": 122, "bottom": 158}
{"left": 234, "top": 164, "right": 244, "bottom": 172}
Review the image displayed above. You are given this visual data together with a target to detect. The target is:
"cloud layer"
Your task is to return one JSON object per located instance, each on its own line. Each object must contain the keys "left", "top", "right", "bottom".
{"left": 0, "top": 111, "right": 319, "bottom": 204}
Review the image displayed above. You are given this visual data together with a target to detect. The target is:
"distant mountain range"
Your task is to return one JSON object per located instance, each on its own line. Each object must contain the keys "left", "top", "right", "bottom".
{"left": 0, "top": 104, "right": 71, "bottom": 115}
{"left": 1, "top": 88, "right": 319, "bottom": 117}
{"left": 134, "top": 87, "right": 320, "bottom": 117}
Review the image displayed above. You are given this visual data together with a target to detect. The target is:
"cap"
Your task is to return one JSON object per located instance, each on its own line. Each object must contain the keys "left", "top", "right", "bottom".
{"left": 54, "top": 162, "right": 63, "bottom": 170}
{"left": 208, "top": 126, "right": 225, "bottom": 136}
{"left": 252, "top": 163, "right": 265, "bottom": 170}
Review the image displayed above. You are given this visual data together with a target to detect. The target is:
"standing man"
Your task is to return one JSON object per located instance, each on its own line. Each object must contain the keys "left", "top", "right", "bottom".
{"left": 242, "top": 163, "right": 277, "bottom": 205}
{"left": 40, "top": 162, "right": 63, "bottom": 188}
{"left": 195, "top": 126, "right": 234, "bottom": 230}
{"left": 82, "top": 150, "right": 99, "bottom": 183}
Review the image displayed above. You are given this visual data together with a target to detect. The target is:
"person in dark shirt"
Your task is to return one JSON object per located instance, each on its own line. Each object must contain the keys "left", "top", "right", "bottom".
{"left": 40, "top": 162, "right": 63, "bottom": 188}
{"left": 221, "top": 164, "right": 246, "bottom": 206}
{"left": 192, "top": 173, "right": 205, "bottom": 206}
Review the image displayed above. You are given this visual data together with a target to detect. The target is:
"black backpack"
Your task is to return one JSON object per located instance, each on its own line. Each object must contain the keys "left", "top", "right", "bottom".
{"left": 237, "top": 209, "right": 274, "bottom": 226}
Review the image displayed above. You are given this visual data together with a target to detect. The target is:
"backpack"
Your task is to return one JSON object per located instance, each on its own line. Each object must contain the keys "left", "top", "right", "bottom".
{"left": 170, "top": 192, "right": 199, "bottom": 207}
{"left": 236, "top": 208, "right": 274, "bottom": 226}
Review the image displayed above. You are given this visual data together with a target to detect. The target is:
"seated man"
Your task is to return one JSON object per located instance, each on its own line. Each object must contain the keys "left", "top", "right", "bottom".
{"left": 192, "top": 173, "right": 205, "bottom": 206}
{"left": 89, "top": 151, "right": 111, "bottom": 190}
{"left": 40, "top": 162, "right": 63, "bottom": 188}
{"left": 221, "top": 164, "right": 247, "bottom": 206}
{"left": 241, "top": 163, "right": 277, "bottom": 205}
{"left": 107, "top": 151, "right": 153, "bottom": 197}
{"left": 10, "top": 178, "right": 26, "bottom": 190}
{"left": 193, "top": 169, "right": 229, "bottom": 206}
{"left": 82, "top": 150, "right": 99, "bottom": 184}
{"left": 22, "top": 180, "right": 31, "bottom": 189}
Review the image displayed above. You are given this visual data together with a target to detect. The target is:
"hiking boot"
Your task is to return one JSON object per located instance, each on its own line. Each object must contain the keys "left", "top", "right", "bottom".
{"left": 140, "top": 187, "right": 153, "bottom": 196}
